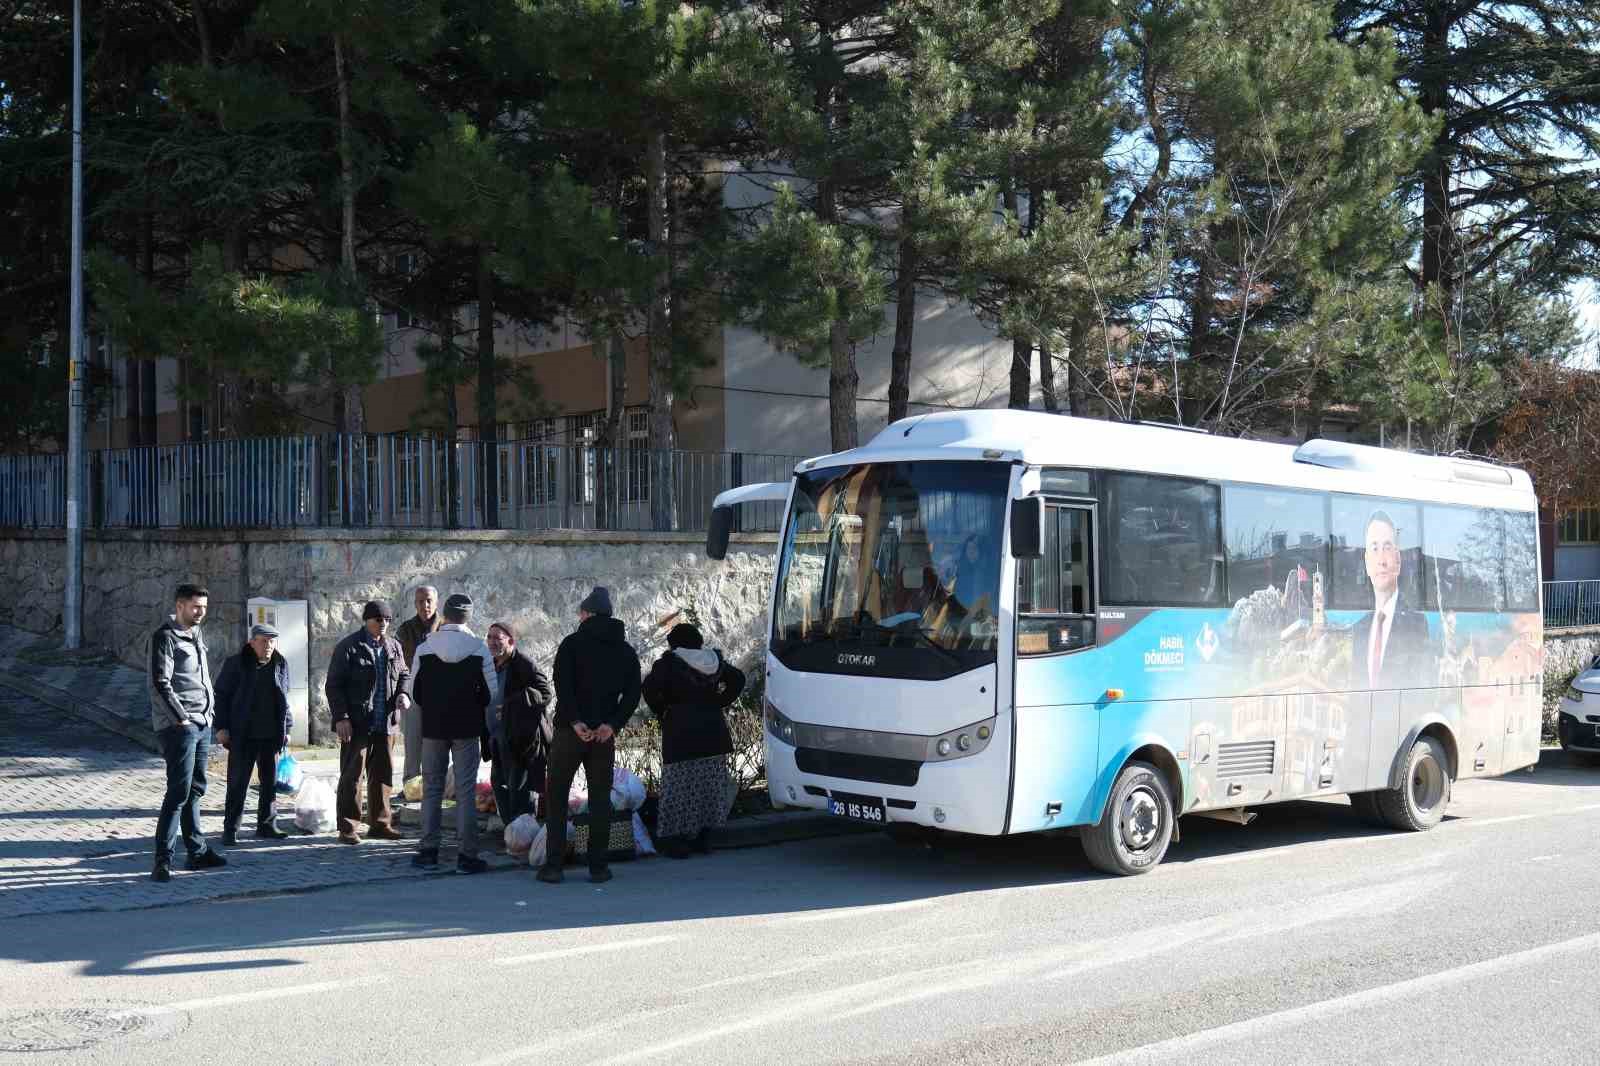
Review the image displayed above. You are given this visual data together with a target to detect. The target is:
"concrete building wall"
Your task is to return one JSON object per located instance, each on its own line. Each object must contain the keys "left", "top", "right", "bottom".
{"left": 0, "top": 529, "right": 777, "bottom": 741}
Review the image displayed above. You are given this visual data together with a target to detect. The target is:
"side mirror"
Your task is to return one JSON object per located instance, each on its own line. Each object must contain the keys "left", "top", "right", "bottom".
{"left": 707, "top": 506, "right": 734, "bottom": 560}
{"left": 1010, "top": 496, "right": 1044, "bottom": 559}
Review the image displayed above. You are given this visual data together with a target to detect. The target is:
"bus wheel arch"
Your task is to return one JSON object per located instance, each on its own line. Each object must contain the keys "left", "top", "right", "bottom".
{"left": 1130, "top": 744, "right": 1184, "bottom": 835}
{"left": 1389, "top": 720, "right": 1460, "bottom": 790}
{"left": 1081, "top": 754, "right": 1178, "bottom": 876}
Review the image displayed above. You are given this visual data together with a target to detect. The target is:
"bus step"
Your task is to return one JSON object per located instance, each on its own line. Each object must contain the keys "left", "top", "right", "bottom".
{"left": 1192, "top": 807, "right": 1256, "bottom": 826}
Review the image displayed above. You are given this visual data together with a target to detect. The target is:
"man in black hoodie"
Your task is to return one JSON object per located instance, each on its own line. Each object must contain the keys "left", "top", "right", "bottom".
{"left": 539, "top": 586, "right": 641, "bottom": 884}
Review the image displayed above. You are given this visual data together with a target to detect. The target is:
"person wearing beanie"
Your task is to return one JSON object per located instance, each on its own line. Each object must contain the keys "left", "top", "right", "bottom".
{"left": 213, "top": 623, "right": 293, "bottom": 845}
{"left": 407, "top": 592, "right": 499, "bottom": 874}
{"left": 325, "top": 600, "right": 411, "bottom": 845}
{"left": 641, "top": 622, "right": 746, "bottom": 858}
{"left": 540, "top": 586, "right": 641, "bottom": 885}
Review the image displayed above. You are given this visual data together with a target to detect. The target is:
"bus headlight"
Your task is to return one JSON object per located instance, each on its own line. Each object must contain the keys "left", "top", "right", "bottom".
{"left": 927, "top": 718, "right": 997, "bottom": 761}
{"left": 765, "top": 697, "right": 798, "bottom": 744}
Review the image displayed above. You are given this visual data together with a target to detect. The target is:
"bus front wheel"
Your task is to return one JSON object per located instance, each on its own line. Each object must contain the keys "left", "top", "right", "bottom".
{"left": 1373, "top": 735, "right": 1451, "bottom": 832}
{"left": 1082, "top": 760, "right": 1174, "bottom": 876}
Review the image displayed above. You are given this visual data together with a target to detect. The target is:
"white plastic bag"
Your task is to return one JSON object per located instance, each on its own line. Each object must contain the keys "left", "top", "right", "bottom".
{"left": 631, "top": 812, "right": 656, "bottom": 856}
{"left": 527, "top": 824, "right": 549, "bottom": 868}
{"left": 402, "top": 775, "right": 424, "bottom": 802}
{"left": 505, "top": 814, "right": 538, "bottom": 859}
{"left": 293, "top": 777, "right": 336, "bottom": 835}
{"left": 612, "top": 767, "right": 646, "bottom": 812}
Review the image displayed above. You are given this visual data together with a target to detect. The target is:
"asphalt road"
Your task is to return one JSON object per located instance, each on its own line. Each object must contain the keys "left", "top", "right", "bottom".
{"left": 4, "top": 752, "right": 1600, "bottom": 1065}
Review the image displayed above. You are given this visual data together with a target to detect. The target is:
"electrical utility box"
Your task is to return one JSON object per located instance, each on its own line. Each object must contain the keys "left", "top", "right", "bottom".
{"left": 246, "top": 597, "right": 311, "bottom": 746}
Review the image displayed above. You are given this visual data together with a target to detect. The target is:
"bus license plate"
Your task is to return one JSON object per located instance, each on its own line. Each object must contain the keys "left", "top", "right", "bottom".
{"left": 828, "top": 797, "right": 885, "bottom": 824}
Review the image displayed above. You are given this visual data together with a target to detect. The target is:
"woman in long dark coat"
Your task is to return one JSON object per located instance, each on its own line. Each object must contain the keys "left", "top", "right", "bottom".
{"left": 641, "top": 623, "right": 746, "bottom": 858}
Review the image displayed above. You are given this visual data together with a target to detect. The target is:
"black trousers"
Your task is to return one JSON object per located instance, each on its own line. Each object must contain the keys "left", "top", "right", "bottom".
{"left": 223, "top": 738, "right": 278, "bottom": 833}
{"left": 491, "top": 738, "right": 534, "bottom": 824}
{"left": 542, "top": 728, "right": 614, "bottom": 872}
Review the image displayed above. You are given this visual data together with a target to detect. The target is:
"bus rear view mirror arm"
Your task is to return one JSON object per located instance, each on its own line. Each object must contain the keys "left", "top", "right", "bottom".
{"left": 1011, "top": 496, "right": 1045, "bottom": 559}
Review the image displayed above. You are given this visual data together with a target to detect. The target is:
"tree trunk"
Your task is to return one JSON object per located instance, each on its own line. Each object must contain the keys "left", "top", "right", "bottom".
{"left": 816, "top": 175, "right": 858, "bottom": 450}
{"left": 1418, "top": 1, "right": 1454, "bottom": 297}
{"left": 333, "top": 33, "right": 367, "bottom": 439}
{"left": 1038, "top": 342, "right": 1058, "bottom": 413}
{"left": 1189, "top": 220, "right": 1217, "bottom": 363}
{"left": 1004, "top": 180, "right": 1030, "bottom": 409}
{"left": 594, "top": 312, "right": 628, "bottom": 531}
{"left": 477, "top": 247, "right": 499, "bottom": 528}
{"left": 439, "top": 304, "right": 460, "bottom": 530}
{"left": 1066, "top": 313, "right": 1092, "bottom": 417}
{"left": 888, "top": 204, "right": 917, "bottom": 425}
{"left": 646, "top": 129, "right": 677, "bottom": 531}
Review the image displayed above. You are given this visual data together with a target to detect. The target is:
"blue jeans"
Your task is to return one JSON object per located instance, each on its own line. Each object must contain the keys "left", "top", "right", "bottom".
{"left": 155, "top": 722, "right": 211, "bottom": 862}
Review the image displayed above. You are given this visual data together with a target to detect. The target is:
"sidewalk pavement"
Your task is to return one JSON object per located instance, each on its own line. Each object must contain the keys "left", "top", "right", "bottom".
{"left": 0, "top": 624, "right": 865, "bottom": 920}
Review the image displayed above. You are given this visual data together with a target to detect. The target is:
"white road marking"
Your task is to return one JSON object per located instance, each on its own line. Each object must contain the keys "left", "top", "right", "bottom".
{"left": 110, "top": 974, "right": 389, "bottom": 1018}
{"left": 1073, "top": 931, "right": 1600, "bottom": 1064}
{"left": 778, "top": 897, "right": 941, "bottom": 924}
{"left": 492, "top": 934, "right": 681, "bottom": 966}
{"left": 472, "top": 1007, "right": 682, "bottom": 1066}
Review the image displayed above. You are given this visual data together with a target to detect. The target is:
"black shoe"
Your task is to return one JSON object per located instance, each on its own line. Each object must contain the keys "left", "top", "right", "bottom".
{"left": 221, "top": 829, "right": 238, "bottom": 847}
{"left": 589, "top": 866, "right": 613, "bottom": 884}
{"left": 151, "top": 860, "right": 172, "bottom": 883}
{"left": 412, "top": 848, "right": 440, "bottom": 869}
{"left": 185, "top": 849, "right": 228, "bottom": 871}
{"left": 693, "top": 829, "right": 713, "bottom": 854}
{"left": 256, "top": 823, "right": 288, "bottom": 840}
{"left": 659, "top": 836, "right": 691, "bottom": 860}
{"left": 536, "top": 866, "right": 563, "bottom": 884}
{"left": 456, "top": 855, "right": 488, "bottom": 875}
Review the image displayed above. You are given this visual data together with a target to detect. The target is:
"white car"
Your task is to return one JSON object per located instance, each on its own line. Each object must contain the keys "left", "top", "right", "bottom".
{"left": 1557, "top": 654, "right": 1600, "bottom": 754}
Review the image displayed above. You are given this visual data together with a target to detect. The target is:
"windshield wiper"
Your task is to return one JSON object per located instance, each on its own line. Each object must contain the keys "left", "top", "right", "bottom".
{"left": 871, "top": 619, "right": 963, "bottom": 667}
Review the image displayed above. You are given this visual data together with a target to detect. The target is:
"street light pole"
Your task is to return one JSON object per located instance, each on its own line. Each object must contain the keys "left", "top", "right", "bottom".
{"left": 64, "top": 0, "right": 85, "bottom": 650}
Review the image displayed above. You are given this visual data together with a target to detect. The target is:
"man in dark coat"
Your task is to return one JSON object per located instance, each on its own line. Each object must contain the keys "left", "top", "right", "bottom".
{"left": 538, "top": 586, "right": 641, "bottom": 885}
{"left": 1349, "top": 510, "right": 1433, "bottom": 690}
{"left": 325, "top": 601, "right": 412, "bottom": 844}
{"left": 396, "top": 585, "right": 441, "bottom": 784}
{"left": 214, "top": 623, "right": 293, "bottom": 845}
{"left": 486, "top": 621, "right": 553, "bottom": 824}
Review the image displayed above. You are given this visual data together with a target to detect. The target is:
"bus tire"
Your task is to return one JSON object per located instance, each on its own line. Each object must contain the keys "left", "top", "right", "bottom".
{"left": 1348, "top": 790, "right": 1384, "bottom": 826}
{"left": 1082, "top": 760, "right": 1174, "bottom": 876}
{"left": 1374, "top": 735, "right": 1451, "bottom": 831}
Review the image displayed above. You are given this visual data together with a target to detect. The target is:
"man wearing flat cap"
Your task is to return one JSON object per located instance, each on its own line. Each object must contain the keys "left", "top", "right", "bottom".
{"left": 325, "top": 600, "right": 411, "bottom": 845}
{"left": 214, "top": 622, "right": 293, "bottom": 845}
{"left": 407, "top": 592, "right": 499, "bottom": 873}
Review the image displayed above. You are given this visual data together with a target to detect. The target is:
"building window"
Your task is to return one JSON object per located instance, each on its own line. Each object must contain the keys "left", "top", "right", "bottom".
{"left": 521, "top": 418, "right": 560, "bottom": 505}
{"left": 1559, "top": 508, "right": 1600, "bottom": 545}
{"left": 625, "top": 410, "right": 649, "bottom": 502}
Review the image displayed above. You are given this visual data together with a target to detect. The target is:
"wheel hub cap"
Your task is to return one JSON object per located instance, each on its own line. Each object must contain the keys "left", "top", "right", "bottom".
{"left": 1121, "top": 788, "right": 1161, "bottom": 851}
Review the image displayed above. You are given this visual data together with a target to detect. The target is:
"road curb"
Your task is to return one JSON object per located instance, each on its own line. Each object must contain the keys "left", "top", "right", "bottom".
{"left": 0, "top": 669, "right": 158, "bottom": 754}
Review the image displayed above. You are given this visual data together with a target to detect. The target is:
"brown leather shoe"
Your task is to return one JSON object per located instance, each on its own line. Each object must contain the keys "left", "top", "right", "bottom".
{"left": 337, "top": 832, "right": 361, "bottom": 845}
{"left": 367, "top": 825, "right": 404, "bottom": 840}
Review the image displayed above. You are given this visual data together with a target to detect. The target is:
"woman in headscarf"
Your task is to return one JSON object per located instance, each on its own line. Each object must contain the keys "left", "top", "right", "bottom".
{"left": 641, "top": 623, "right": 746, "bottom": 858}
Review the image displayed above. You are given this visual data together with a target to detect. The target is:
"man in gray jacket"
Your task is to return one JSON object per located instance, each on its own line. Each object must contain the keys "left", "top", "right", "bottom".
{"left": 148, "top": 583, "right": 227, "bottom": 882}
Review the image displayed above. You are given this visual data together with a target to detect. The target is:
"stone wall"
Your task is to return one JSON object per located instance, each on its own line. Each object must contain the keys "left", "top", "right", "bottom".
{"left": 0, "top": 529, "right": 778, "bottom": 741}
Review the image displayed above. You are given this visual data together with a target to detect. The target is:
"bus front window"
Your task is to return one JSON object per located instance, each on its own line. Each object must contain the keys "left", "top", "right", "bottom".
{"left": 772, "top": 461, "right": 1010, "bottom": 679}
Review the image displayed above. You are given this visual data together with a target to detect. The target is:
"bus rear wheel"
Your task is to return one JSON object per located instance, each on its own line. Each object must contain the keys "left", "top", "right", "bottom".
{"left": 1082, "top": 760, "right": 1174, "bottom": 876}
{"left": 1373, "top": 735, "right": 1451, "bottom": 832}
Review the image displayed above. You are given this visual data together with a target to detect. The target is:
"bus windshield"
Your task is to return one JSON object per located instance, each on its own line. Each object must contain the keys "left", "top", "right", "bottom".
{"left": 771, "top": 460, "right": 1010, "bottom": 680}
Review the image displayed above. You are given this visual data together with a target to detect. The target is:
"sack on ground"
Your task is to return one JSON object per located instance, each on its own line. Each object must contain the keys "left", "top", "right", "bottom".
{"left": 505, "top": 814, "right": 537, "bottom": 859}
{"left": 572, "top": 811, "right": 642, "bottom": 862}
{"left": 402, "top": 775, "right": 424, "bottom": 802}
{"left": 293, "top": 777, "right": 336, "bottom": 834}
{"left": 274, "top": 750, "right": 303, "bottom": 795}
{"left": 527, "top": 823, "right": 565, "bottom": 868}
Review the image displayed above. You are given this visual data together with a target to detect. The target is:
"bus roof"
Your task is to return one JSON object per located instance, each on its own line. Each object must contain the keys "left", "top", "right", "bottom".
{"left": 798, "top": 410, "right": 1536, "bottom": 510}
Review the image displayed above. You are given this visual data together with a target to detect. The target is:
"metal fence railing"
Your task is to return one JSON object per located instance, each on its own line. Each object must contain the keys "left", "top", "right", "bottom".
{"left": 0, "top": 435, "right": 802, "bottom": 534}
{"left": 1544, "top": 580, "right": 1600, "bottom": 630}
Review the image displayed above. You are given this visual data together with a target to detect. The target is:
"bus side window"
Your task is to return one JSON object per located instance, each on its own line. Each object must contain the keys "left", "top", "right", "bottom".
{"left": 1018, "top": 506, "right": 1096, "bottom": 655}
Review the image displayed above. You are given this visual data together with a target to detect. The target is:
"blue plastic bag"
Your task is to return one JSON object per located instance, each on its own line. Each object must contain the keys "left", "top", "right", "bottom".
{"left": 275, "top": 749, "right": 303, "bottom": 795}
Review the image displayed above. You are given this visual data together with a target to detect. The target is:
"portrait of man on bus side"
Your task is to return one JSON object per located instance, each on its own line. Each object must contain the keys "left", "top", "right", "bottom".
{"left": 1348, "top": 508, "right": 1431, "bottom": 690}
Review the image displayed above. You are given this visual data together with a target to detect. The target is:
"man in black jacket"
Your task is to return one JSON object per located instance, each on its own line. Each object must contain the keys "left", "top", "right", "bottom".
{"left": 214, "top": 623, "right": 293, "bottom": 845}
{"left": 538, "top": 586, "right": 641, "bottom": 885}
{"left": 487, "top": 621, "right": 553, "bottom": 824}
{"left": 325, "top": 601, "right": 412, "bottom": 845}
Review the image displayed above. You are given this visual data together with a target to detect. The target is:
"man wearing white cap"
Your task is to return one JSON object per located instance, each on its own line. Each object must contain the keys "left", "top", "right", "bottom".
{"left": 214, "top": 623, "right": 293, "bottom": 845}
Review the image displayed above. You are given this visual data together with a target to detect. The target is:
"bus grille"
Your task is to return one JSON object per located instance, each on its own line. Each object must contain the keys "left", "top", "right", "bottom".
{"left": 795, "top": 748, "right": 921, "bottom": 787}
{"left": 1217, "top": 740, "right": 1275, "bottom": 777}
